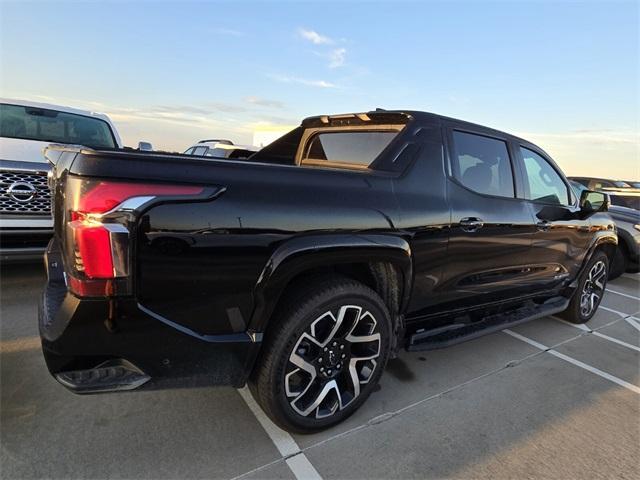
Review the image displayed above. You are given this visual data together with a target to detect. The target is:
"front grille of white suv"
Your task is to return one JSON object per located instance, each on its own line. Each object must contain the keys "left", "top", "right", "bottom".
{"left": 0, "top": 170, "right": 51, "bottom": 215}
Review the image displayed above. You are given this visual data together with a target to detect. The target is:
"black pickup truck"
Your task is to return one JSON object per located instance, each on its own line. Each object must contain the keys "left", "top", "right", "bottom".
{"left": 39, "top": 110, "right": 616, "bottom": 432}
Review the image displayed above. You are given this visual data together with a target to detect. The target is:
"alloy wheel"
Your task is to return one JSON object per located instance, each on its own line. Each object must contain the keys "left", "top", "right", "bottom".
{"left": 284, "top": 305, "right": 381, "bottom": 419}
{"left": 580, "top": 260, "right": 607, "bottom": 318}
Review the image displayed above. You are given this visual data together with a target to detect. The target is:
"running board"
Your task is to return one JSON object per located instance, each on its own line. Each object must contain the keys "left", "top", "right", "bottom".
{"left": 407, "top": 297, "right": 569, "bottom": 351}
{"left": 55, "top": 359, "right": 150, "bottom": 394}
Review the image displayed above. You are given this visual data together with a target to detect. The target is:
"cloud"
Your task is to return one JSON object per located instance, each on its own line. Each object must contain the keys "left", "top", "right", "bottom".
{"left": 328, "top": 48, "right": 347, "bottom": 68}
{"left": 298, "top": 28, "right": 333, "bottom": 45}
{"left": 244, "top": 96, "right": 285, "bottom": 109}
{"left": 268, "top": 74, "right": 337, "bottom": 88}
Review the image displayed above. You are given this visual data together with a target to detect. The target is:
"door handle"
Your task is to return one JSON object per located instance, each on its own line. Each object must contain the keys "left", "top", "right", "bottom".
{"left": 536, "top": 220, "right": 551, "bottom": 231}
{"left": 460, "top": 217, "right": 484, "bottom": 232}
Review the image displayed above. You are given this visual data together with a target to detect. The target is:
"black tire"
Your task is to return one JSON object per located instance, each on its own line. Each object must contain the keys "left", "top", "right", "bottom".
{"left": 561, "top": 250, "right": 609, "bottom": 324}
{"left": 249, "top": 277, "right": 392, "bottom": 433}
{"left": 608, "top": 245, "right": 627, "bottom": 280}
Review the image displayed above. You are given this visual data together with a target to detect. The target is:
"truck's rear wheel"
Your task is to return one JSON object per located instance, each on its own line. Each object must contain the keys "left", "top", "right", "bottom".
{"left": 250, "top": 278, "right": 391, "bottom": 432}
{"left": 561, "top": 251, "right": 609, "bottom": 324}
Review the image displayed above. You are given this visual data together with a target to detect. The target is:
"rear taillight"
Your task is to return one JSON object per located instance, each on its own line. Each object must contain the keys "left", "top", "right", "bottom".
{"left": 63, "top": 177, "right": 204, "bottom": 297}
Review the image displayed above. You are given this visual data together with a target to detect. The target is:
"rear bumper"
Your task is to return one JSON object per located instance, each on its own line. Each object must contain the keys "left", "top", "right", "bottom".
{"left": 39, "top": 245, "right": 261, "bottom": 393}
{"left": 0, "top": 225, "right": 52, "bottom": 263}
{"left": 1, "top": 246, "right": 47, "bottom": 263}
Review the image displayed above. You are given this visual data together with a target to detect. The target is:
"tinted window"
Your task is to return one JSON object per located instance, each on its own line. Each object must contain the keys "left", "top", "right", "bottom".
{"left": 302, "top": 130, "right": 397, "bottom": 168}
{"left": 451, "top": 131, "right": 514, "bottom": 197}
{"left": 0, "top": 103, "right": 116, "bottom": 148}
{"left": 610, "top": 194, "right": 640, "bottom": 210}
{"left": 521, "top": 147, "right": 570, "bottom": 205}
{"left": 205, "top": 147, "right": 227, "bottom": 157}
{"left": 192, "top": 146, "right": 207, "bottom": 156}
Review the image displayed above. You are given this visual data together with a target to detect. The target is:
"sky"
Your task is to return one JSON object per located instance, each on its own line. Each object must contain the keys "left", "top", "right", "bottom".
{"left": 1, "top": 0, "right": 638, "bottom": 178}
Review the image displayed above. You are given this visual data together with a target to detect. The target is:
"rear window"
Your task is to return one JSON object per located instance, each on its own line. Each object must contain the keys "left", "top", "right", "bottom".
{"left": 451, "top": 131, "right": 515, "bottom": 198}
{"left": 0, "top": 103, "right": 116, "bottom": 148}
{"left": 301, "top": 130, "right": 398, "bottom": 169}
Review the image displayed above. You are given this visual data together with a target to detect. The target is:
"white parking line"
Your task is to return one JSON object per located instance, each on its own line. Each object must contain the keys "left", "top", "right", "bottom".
{"left": 599, "top": 305, "right": 640, "bottom": 325}
{"left": 551, "top": 316, "right": 592, "bottom": 332}
{"left": 591, "top": 332, "right": 640, "bottom": 353}
{"left": 625, "top": 317, "right": 640, "bottom": 332}
{"left": 606, "top": 288, "right": 640, "bottom": 301}
{"left": 547, "top": 350, "right": 640, "bottom": 394}
{"left": 549, "top": 316, "right": 640, "bottom": 352}
{"left": 503, "top": 329, "right": 640, "bottom": 394}
{"left": 237, "top": 387, "right": 322, "bottom": 480}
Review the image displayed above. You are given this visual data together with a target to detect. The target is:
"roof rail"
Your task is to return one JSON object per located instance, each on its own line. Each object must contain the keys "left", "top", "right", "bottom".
{"left": 198, "top": 139, "right": 233, "bottom": 145}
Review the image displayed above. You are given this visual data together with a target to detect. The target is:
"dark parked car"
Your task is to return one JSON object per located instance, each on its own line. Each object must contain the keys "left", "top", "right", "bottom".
{"left": 569, "top": 176, "right": 638, "bottom": 192}
{"left": 40, "top": 110, "right": 615, "bottom": 432}
{"left": 570, "top": 180, "right": 640, "bottom": 279}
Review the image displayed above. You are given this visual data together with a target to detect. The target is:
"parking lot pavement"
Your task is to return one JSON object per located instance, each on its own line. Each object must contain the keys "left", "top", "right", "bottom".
{"left": 1, "top": 265, "right": 639, "bottom": 479}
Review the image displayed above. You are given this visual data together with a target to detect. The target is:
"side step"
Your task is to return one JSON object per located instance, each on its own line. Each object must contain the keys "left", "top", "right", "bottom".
{"left": 407, "top": 297, "right": 569, "bottom": 352}
{"left": 55, "top": 359, "right": 150, "bottom": 394}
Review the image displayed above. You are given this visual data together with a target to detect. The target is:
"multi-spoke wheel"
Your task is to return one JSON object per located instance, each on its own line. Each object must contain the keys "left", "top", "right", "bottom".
{"left": 561, "top": 250, "right": 609, "bottom": 324}
{"left": 579, "top": 260, "right": 607, "bottom": 318}
{"left": 250, "top": 277, "right": 391, "bottom": 432}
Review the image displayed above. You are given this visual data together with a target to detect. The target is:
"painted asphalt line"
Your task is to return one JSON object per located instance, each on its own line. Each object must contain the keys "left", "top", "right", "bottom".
{"left": 237, "top": 386, "right": 322, "bottom": 480}
{"left": 286, "top": 454, "right": 323, "bottom": 480}
{"left": 502, "top": 329, "right": 548, "bottom": 350}
{"left": 550, "top": 316, "right": 640, "bottom": 352}
{"left": 503, "top": 329, "right": 640, "bottom": 394}
{"left": 599, "top": 305, "right": 640, "bottom": 320}
{"left": 625, "top": 317, "right": 640, "bottom": 332}
{"left": 606, "top": 288, "right": 640, "bottom": 301}
{"left": 591, "top": 331, "right": 640, "bottom": 353}
{"left": 551, "top": 316, "right": 592, "bottom": 332}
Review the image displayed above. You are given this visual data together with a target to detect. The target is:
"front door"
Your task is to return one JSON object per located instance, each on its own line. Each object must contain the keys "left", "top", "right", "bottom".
{"left": 517, "top": 145, "right": 593, "bottom": 290}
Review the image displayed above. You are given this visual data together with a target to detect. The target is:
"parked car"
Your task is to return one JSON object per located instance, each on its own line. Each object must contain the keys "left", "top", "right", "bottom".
{"left": 0, "top": 98, "right": 123, "bottom": 262}
{"left": 570, "top": 180, "right": 640, "bottom": 279}
{"left": 569, "top": 176, "right": 639, "bottom": 192}
{"left": 183, "top": 140, "right": 258, "bottom": 160}
{"left": 624, "top": 181, "right": 640, "bottom": 189}
{"left": 40, "top": 110, "right": 615, "bottom": 432}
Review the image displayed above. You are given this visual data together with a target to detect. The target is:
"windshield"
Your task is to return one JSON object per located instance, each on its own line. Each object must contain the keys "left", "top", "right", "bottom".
{"left": 0, "top": 103, "right": 117, "bottom": 148}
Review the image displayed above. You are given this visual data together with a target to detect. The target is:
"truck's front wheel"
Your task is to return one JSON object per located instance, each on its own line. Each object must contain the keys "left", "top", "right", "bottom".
{"left": 250, "top": 278, "right": 392, "bottom": 432}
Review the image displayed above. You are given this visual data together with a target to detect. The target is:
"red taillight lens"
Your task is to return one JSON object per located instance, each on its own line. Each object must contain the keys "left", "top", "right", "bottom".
{"left": 70, "top": 220, "right": 114, "bottom": 278}
{"left": 65, "top": 178, "right": 205, "bottom": 297}
{"left": 76, "top": 181, "right": 204, "bottom": 214}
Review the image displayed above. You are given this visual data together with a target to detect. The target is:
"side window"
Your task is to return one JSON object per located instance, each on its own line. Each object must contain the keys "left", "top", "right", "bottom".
{"left": 520, "top": 147, "right": 570, "bottom": 205}
{"left": 192, "top": 146, "right": 207, "bottom": 156}
{"left": 451, "top": 131, "right": 515, "bottom": 197}
{"left": 184, "top": 147, "right": 195, "bottom": 155}
{"left": 301, "top": 130, "right": 398, "bottom": 169}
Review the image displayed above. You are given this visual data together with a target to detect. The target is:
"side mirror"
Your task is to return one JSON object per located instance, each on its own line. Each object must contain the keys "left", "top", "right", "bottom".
{"left": 579, "top": 190, "right": 609, "bottom": 215}
{"left": 138, "top": 141, "right": 153, "bottom": 151}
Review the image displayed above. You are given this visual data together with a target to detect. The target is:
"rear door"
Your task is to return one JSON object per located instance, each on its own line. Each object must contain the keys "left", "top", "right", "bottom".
{"left": 437, "top": 126, "right": 538, "bottom": 310}
{"left": 516, "top": 145, "right": 592, "bottom": 289}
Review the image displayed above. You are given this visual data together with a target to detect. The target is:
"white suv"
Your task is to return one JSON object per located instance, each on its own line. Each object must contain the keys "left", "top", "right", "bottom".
{"left": 183, "top": 139, "right": 258, "bottom": 159}
{"left": 0, "top": 98, "right": 122, "bottom": 262}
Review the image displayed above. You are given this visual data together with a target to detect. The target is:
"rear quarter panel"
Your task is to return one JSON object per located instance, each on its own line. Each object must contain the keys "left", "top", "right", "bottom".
{"left": 135, "top": 162, "right": 399, "bottom": 336}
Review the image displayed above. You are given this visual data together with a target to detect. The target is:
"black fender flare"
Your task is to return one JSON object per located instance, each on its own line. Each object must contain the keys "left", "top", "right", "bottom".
{"left": 247, "top": 233, "right": 413, "bottom": 333}
{"left": 569, "top": 231, "right": 617, "bottom": 289}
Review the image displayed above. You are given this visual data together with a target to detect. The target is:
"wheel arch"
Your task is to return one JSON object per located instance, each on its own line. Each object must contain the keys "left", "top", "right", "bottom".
{"left": 569, "top": 233, "right": 617, "bottom": 289}
{"left": 248, "top": 234, "right": 413, "bottom": 336}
